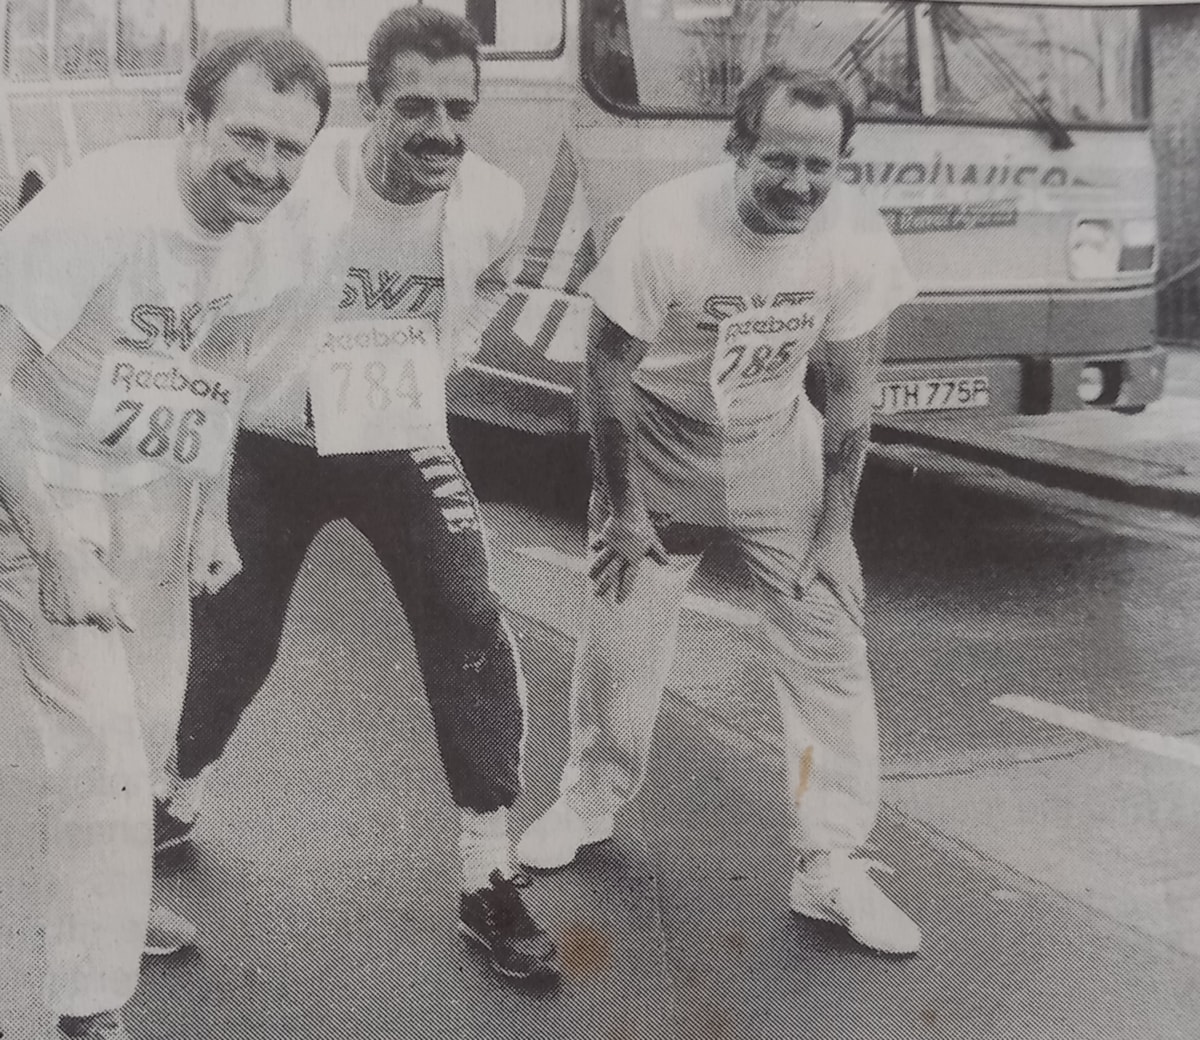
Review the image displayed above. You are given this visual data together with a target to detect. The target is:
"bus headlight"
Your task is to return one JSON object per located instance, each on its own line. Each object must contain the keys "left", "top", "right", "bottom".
{"left": 1118, "top": 218, "right": 1156, "bottom": 272}
{"left": 1068, "top": 219, "right": 1120, "bottom": 279}
{"left": 1077, "top": 364, "right": 1105, "bottom": 403}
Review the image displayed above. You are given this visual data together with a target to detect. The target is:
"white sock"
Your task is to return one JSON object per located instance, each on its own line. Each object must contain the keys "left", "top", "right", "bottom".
{"left": 156, "top": 759, "right": 210, "bottom": 822}
{"left": 459, "top": 808, "right": 512, "bottom": 892}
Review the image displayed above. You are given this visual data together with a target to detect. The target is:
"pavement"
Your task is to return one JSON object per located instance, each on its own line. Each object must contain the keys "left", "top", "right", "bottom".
{"left": 874, "top": 346, "right": 1200, "bottom": 516}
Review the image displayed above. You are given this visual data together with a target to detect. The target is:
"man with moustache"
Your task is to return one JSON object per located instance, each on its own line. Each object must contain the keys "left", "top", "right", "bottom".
{"left": 517, "top": 66, "right": 924, "bottom": 956}
{"left": 157, "top": 6, "right": 561, "bottom": 986}
{"left": 0, "top": 30, "right": 328, "bottom": 1039}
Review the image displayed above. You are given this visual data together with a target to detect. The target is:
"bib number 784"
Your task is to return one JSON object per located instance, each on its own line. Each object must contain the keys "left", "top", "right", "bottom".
{"left": 324, "top": 357, "right": 424, "bottom": 415}
{"left": 308, "top": 318, "right": 447, "bottom": 456}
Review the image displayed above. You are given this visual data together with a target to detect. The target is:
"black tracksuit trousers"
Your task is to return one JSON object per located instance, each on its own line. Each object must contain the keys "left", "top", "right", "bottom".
{"left": 175, "top": 430, "right": 523, "bottom": 812}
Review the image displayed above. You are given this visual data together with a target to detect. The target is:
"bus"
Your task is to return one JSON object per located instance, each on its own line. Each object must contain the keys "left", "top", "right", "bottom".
{"left": 0, "top": 0, "right": 1168, "bottom": 435}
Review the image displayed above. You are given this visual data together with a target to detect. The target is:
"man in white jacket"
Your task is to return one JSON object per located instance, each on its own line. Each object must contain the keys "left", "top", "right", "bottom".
{"left": 159, "top": 6, "right": 561, "bottom": 986}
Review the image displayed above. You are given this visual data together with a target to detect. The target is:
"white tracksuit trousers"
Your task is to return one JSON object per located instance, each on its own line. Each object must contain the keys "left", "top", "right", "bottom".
{"left": 0, "top": 474, "right": 194, "bottom": 1016}
{"left": 559, "top": 410, "right": 881, "bottom": 855}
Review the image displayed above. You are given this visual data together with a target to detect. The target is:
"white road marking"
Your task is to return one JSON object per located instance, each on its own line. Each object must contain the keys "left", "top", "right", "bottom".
{"left": 515, "top": 545, "right": 757, "bottom": 626}
{"left": 993, "top": 694, "right": 1200, "bottom": 769}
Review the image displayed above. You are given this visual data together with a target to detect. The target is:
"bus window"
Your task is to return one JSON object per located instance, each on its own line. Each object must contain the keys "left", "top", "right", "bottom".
{"left": 493, "top": 0, "right": 561, "bottom": 52}
{"left": 290, "top": 0, "right": 397, "bottom": 64}
{"left": 5, "top": 0, "right": 50, "bottom": 80}
{"left": 116, "top": 0, "right": 186, "bottom": 74}
{"left": 290, "top": 0, "right": 563, "bottom": 64}
{"left": 193, "top": 0, "right": 286, "bottom": 53}
{"left": 584, "top": 0, "right": 918, "bottom": 117}
{"left": 426, "top": 0, "right": 563, "bottom": 52}
{"left": 54, "top": 0, "right": 110, "bottom": 78}
{"left": 928, "top": 5, "right": 1146, "bottom": 126}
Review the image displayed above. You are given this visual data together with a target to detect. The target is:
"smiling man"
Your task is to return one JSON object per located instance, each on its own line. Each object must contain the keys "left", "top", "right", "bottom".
{"left": 0, "top": 29, "right": 328, "bottom": 1040}
{"left": 157, "top": 6, "right": 562, "bottom": 987}
{"left": 517, "top": 66, "right": 924, "bottom": 956}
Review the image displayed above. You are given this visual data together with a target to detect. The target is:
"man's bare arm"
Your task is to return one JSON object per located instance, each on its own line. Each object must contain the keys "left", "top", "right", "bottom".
{"left": 585, "top": 310, "right": 667, "bottom": 598}
{"left": 813, "top": 321, "right": 886, "bottom": 554}
{"left": 586, "top": 311, "right": 649, "bottom": 515}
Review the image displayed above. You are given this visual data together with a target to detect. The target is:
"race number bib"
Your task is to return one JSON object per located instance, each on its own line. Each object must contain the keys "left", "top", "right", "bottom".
{"left": 308, "top": 318, "right": 447, "bottom": 456}
{"left": 710, "top": 305, "right": 823, "bottom": 423}
{"left": 86, "top": 350, "right": 248, "bottom": 477}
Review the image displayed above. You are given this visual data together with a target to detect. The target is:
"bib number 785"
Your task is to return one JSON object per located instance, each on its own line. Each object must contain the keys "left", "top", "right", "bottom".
{"left": 715, "top": 339, "right": 795, "bottom": 385}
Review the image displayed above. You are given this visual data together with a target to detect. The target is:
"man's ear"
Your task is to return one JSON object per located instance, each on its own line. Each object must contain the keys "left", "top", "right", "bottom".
{"left": 357, "top": 81, "right": 378, "bottom": 123}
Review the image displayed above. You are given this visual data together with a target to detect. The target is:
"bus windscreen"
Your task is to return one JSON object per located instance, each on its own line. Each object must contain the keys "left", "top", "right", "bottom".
{"left": 584, "top": 0, "right": 1147, "bottom": 127}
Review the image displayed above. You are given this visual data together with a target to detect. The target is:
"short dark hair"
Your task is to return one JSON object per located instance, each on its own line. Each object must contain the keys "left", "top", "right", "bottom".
{"left": 725, "top": 66, "right": 856, "bottom": 157}
{"left": 366, "top": 6, "right": 482, "bottom": 103}
{"left": 186, "top": 30, "right": 332, "bottom": 133}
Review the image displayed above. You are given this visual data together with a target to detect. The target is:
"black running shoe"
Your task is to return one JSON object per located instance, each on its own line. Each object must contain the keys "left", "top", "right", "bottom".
{"left": 458, "top": 870, "right": 562, "bottom": 984}
{"left": 154, "top": 797, "right": 196, "bottom": 853}
{"left": 59, "top": 1009, "right": 130, "bottom": 1038}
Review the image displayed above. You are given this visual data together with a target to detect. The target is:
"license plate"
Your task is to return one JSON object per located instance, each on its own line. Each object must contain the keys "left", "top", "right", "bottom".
{"left": 874, "top": 376, "right": 991, "bottom": 415}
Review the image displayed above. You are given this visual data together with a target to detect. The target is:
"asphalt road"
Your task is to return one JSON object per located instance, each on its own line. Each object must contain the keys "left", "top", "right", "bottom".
{"left": 3, "top": 432, "right": 1199, "bottom": 1039}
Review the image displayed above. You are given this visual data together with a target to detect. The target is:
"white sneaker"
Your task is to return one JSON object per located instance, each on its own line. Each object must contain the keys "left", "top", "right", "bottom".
{"left": 789, "top": 851, "right": 922, "bottom": 955}
{"left": 516, "top": 798, "right": 614, "bottom": 870}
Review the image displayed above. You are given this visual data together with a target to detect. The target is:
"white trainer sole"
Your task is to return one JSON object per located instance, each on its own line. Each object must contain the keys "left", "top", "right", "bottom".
{"left": 518, "top": 831, "right": 614, "bottom": 871}
{"left": 789, "top": 884, "right": 920, "bottom": 956}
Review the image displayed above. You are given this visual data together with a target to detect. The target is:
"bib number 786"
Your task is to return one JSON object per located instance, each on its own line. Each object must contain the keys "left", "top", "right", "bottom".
{"left": 101, "top": 401, "right": 207, "bottom": 465}
{"left": 86, "top": 350, "right": 248, "bottom": 477}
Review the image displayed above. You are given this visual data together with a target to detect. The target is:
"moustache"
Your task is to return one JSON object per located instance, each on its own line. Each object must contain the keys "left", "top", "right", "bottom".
{"left": 226, "top": 165, "right": 287, "bottom": 195}
{"left": 766, "top": 184, "right": 830, "bottom": 212}
{"left": 406, "top": 137, "right": 466, "bottom": 159}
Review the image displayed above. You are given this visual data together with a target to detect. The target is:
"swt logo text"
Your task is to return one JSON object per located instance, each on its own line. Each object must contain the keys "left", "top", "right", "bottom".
{"left": 699, "top": 291, "right": 815, "bottom": 330}
{"left": 340, "top": 269, "right": 443, "bottom": 316}
{"left": 117, "top": 296, "right": 233, "bottom": 352}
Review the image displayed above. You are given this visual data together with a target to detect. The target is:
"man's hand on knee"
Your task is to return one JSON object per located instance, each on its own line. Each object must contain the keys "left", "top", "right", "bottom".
{"left": 589, "top": 509, "right": 669, "bottom": 603}
{"left": 36, "top": 533, "right": 134, "bottom": 632}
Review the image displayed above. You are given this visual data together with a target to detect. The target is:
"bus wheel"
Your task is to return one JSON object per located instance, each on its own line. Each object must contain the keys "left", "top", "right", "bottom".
{"left": 17, "top": 171, "right": 43, "bottom": 209}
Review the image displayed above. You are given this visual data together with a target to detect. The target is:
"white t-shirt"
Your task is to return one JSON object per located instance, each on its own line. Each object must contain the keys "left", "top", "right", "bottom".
{"left": 585, "top": 163, "right": 915, "bottom": 426}
{"left": 244, "top": 154, "right": 449, "bottom": 452}
{"left": 583, "top": 162, "right": 915, "bottom": 526}
{"left": 0, "top": 138, "right": 279, "bottom": 491}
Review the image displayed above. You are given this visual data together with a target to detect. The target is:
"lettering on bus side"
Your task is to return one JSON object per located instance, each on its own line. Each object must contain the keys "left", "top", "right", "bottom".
{"left": 837, "top": 157, "right": 1077, "bottom": 191}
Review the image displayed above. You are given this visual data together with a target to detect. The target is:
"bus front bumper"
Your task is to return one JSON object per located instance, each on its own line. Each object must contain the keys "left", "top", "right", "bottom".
{"left": 873, "top": 345, "right": 1168, "bottom": 422}
{"left": 446, "top": 345, "right": 1169, "bottom": 436}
